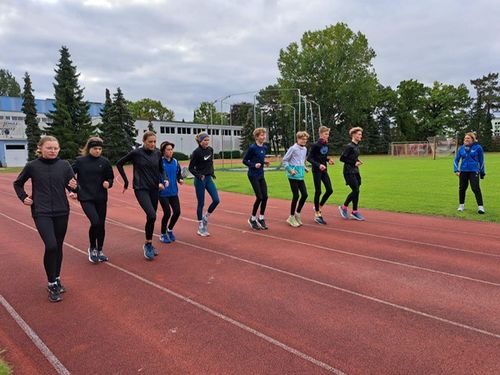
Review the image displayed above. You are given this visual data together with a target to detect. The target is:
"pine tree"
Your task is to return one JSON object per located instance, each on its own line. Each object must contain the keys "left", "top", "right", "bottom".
{"left": 0, "top": 69, "right": 21, "bottom": 96}
{"left": 101, "top": 88, "right": 136, "bottom": 163}
{"left": 98, "top": 88, "right": 113, "bottom": 136}
{"left": 22, "top": 72, "right": 41, "bottom": 160}
{"left": 45, "top": 46, "right": 94, "bottom": 160}
{"left": 240, "top": 110, "right": 256, "bottom": 152}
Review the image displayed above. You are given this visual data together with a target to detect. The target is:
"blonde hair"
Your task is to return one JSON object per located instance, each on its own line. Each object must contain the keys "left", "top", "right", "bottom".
{"left": 36, "top": 136, "right": 59, "bottom": 156}
{"left": 318, "top": 126, "right": 330, "bottom": 135}
{"left": 81, "top": 136, "right": 103, "bottom": 156}
{"left": 253, "top": 127, "right": 266, "bottom": 138}
{"left": 296, "top": 131, "right": 309, "bottom": 140}
{"left": 464, "top": 132, "right": 477, "bottom": 142}
{"left": 349, "top": 127, "right": 363, "bottom": 136}
{"left": 142, "top": 130, "right": 156, "bottom": 142}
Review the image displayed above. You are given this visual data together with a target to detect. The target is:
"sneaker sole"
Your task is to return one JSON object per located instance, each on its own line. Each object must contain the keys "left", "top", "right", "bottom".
{"left": 351, "top": 215, "right": 365, "bottom": 221}
{"left": 197, "top": 231, "right": 209, "bottom": 237}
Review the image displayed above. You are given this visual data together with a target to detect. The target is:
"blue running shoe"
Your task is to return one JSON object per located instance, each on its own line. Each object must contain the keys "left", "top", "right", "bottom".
{"left": 351, "top": 211, "right": 365, "bottom": 221}
{"left": 160, "top": 234, "right": 171, "bottom": 244}
{"left": 88, "top": 247, "right": 99, "bottom": 263}
{"left": 202, "top": 214, "right": 209, "bottom": 226}
{"left": 338, "top": 205, "right": 349, "bottom": 220}
{"left": 143, "top": 243, "right": 155, "bottom": 260}
{"left": 167, "top": 230, "right": 176, "bottom": 242}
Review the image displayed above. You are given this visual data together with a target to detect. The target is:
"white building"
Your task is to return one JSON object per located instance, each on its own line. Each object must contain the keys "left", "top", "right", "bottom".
{"left": 0, "top": 96, "right": 243, "bottom": 166}
{"left": 492, "top": 117, "right": 500, "bottom": 137}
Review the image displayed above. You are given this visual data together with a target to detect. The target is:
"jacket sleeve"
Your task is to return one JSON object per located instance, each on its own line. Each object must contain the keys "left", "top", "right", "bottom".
{"left": 339, "top": 145, "right": 352, "bottom": 164}
{"left": 13, "top": 164, "right": 31, "bottom": 202}
{"left": 453, "top": 148, "right": 461, "bottom": 173}
{"left": 188, "top": 149, "right": 200, "bottom": 178}
{"left": 282, "top": 146, "right": 294, "bottom": 171}
{"left": 478, "top": 145, "right": 485, "bottom": 175}
{"left": 176, "top": 161, "right": 182, "bottom": 182}
{"left": 242, "top": 146, "right": 256, "bottom": 168}
{"left": 116, "top": 151, "right": 134, "bottom": 189}
{"left": 105, "top": 159, "right": 115, "bottom": 188}
{"left": 306, "top": 144, "right": 320, "bottom": 168}
{"left": 159, "top": 153, "right": 167, "bottom": 183}
{"left": 64, "top": 161, "right": 77, "bottom": 192}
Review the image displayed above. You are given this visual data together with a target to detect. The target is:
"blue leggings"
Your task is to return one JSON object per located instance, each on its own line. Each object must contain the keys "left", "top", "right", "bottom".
{"left": 194, "top": 175, "right": 220, "bottom": 220}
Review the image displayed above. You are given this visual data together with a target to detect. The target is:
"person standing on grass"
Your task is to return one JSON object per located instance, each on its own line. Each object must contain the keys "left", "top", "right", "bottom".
{"left": 188, "top": 131, "right": 220, "bottom": 237}
{"left": 242, "top": 127, "right": 270, "bottom": 230}
{"left": 282, "top": 131, "right": 309, "bottom": 227}
{"left": 307, "top": 125, "right": 334, "bottom": 225}
{"left": 338, "top": 127, "right": 365, "bottom": 221}
{"left": 71, "top": 137, "right": 114, "bottom": 264}
{"left": 159, "top": 141, "right": 183, "bottom": 243}
{"left": 116, "top": 131, "right": 167, "bottom": 260}
{"left": 13, "top": 136, "right": 77, "bottom": 303}
{"left": 453, "top": 132, "right": 485, "bottom": 214}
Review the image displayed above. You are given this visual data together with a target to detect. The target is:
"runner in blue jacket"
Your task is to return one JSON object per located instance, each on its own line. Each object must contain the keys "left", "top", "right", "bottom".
{"left": 453, "top": 132, "right": 485, "bottom": 214}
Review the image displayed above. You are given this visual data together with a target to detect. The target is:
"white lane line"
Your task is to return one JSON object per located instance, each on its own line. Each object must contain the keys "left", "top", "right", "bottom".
{"left": 102, "top": 216, "right": 500, "bottom": 340}
{"left": 0, "top": 295, "right": 71, "bottom": 375}
{"left": 0, "top": 212, "right": 345, "bottom": 374}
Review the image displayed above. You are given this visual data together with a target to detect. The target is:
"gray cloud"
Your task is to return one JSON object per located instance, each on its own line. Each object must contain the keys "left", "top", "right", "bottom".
{"left": 1, "top": 0, "right": 499, "bottom": 120}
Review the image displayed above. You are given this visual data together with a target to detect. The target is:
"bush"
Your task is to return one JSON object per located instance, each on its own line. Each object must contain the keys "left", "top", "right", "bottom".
{"left": 219, "top": 150, "right": 241, "bottom": 159}
{"left": 173, "top": 151, "right": 189, "bottom": 160}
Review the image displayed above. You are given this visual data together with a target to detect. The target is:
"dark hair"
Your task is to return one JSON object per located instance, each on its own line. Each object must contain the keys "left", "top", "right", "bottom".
{"left": 142, "top": 130, "right": 156, "bottom": 142}
{"left": 81, "top": 136, "right": 103, "bottom": 156}
{"left": 160, "top": 141, "right": 175, "bottom": 154}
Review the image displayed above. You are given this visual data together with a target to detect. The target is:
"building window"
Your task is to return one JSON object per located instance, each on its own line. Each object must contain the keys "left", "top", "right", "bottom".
{"left": 6, "top": 144, "right": 26, "bottom": 150}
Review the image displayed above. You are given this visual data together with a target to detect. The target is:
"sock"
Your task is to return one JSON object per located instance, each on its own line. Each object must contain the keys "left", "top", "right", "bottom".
{"left": 259, "top": 215, "right": 264, "bottom": 220}
{"left": 48, "top": 281, "right": 57, "bottom": 287}
{"left": 352, "top": 210, "right": 358, "bottom": 214}
{"left": 199, "top": 220, "right": 204, "bottom": 227}
{"left": 342, "top": 205, "right": 347, "bottom": 210}
{"left": 478, "top": 206, "right": 484, "bottom": 211}
{"left": 205, "top": 212, "right": 211, "bottom": 218}
{"left": 251, "top": 215, "right": 256, "bottom": 221}
{"left": 167, "top": 229, "right": 173, "bottom": 233}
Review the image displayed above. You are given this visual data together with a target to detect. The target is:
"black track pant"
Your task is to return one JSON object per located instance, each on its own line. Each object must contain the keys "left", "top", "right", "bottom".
{"left": 134, "top": 189, "right": 159, "bottom": 241}
{"left": 343, "top": 173, "right": 361, "bottom": 211}
{"left": 34, "top": 215, "right": 68, "bottom": 283}
{"left": 248, "top": 175, "right": 268, "bottom": 216}
{"left": 459, "top": 172, "right": 483, "bottom": 205}
{"left": 312, "top": 171, "right": 333, "bottom": 211}
{"left": 80, "top": 200, "right": 107, "bottom": 250}
{"left": 288, "top": 179, "right": 308, "bottom": 215}
{"left": 159, "top": 195, "right": 181, "bottom": 233}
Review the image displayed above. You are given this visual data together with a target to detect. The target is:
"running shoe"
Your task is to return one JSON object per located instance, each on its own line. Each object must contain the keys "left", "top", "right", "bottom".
{"left": 197, "top": 224, "right": 210, "bottom": 237}
{"left": 56, "top": 278, "right": 66, "bottom": 293}
{"left": 143, "top": 243, "right": 155, "bottom": 260}
{"left": 248, "top": 218, "right": 261, "bottom": 230}
{"left": 314, "top": 211, "right": 327, "bottom": 225}
{"left": 294, "top": 213, "right": 303, "bottom": 226}
{"left": 257, "top": 218, "right": 268, "bottom": 230}
{"left": 286, "top": 215, "right": 300, "bottom": 227}
{"left": 48, "top": 283, "right": 62, "bottom": 303}
{"left": 338, "top": 205, "right": 349, "bottom": 220}
{"left": 351, "top": 211, "right": 365, "bottom": 221}
{"left": 478, "top": 206, "right": 485, "bottom": 214}
{"left": 160, "top": 234, "right": 172, "bottom": 244}
{"left": 457, "top": 204, "right": 464, "bottom": 212}
{"left": 88, "top": 248, "right": 99, "bottom": 263}
{"left": 202, "top": 214, "right": 209, "bottom": 226}
{"left": 97, "top": 250, "right": 109, "bottom": 262}
{"left": 167, "top": 230, "right": 176, "bottom": 242}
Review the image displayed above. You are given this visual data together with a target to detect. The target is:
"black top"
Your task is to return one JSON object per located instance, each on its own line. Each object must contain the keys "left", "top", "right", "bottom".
{"left": 307, "top": 140, "right": 330, "bottom": 173}
{"left": 13, "top": 157, "right": 75, "bottom": 218}
{"left": 188, "top": 146, "right": 215, "bottom": 179}
{"left": 116, "top": 147, "right": 165, "bottom": 190}
{"left": 72, "top": 154, "right": 114, "bottom": 202}
{"left": 339, "top": 142, "right": 361, "bottom": 174}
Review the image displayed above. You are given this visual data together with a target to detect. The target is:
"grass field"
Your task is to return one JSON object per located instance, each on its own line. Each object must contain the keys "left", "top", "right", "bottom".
{"left": 204, "top": 153, "right": 500, "bottom": 223}
{"left": 0, "top": 350, "right": 11, "bottom": 375}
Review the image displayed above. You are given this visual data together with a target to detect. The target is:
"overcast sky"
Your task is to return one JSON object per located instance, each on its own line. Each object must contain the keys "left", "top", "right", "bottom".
{"left": 1, "top": 0, "right": 499, "bottom": 120}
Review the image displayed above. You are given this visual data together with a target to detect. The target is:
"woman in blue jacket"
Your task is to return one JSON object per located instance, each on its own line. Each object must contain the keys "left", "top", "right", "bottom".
{"left": 453, "top": 132, "right": 485, "bottom": 214}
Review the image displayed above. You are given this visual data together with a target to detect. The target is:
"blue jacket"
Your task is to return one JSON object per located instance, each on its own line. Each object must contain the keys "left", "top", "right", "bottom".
{"left": 159, "top": 158, "right": 182, "bottom": 197}
{"left": 454, "top": 142, "right": 485, "bottom": 174}
{"left": 242, "top": 143, "right": 267, "bottom": 178}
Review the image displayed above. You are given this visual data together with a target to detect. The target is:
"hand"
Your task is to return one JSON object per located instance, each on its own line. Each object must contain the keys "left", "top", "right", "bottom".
{"left": 264, "top": 160, "right": 270, "bottom": 167}
{"left": 67, "top": 178, "right": 77, "bottom": 189}
{"left": 199, "top": 175, "right": 205, "bottom": 181}
{"left": 305, "top": 167, "right": 309, "bottom": 173}
{"left": 179, "top": 179, "right": 184, "bottom": 185}
{"left": 159, "top": 183, "right": 165, "bottom": 190}
{"left": 164, "top": 180, "right": 170, "bottom": 188}
{"left": 355, "top": 161, "right": 362, "bottom": 167}
{"left": 480, "top": 173, "right": 485, "bottom": 179}
{"left": 319, "top": 164, "right": 326, "bottom": 171}
{"left": 255, "top": 163, "right": 262, "bottom": 169}
{"left": 289, "top": 169, "right": 297, "bottom": 176}
{"left": 328, "top": 159, "right": 334, "bottom": 165}
{"left": 23, "top": 196, "right": 33, "bottom": 206}
{"left": 68, "top": 192, "right": 77, "bottom": 200}
{"left": 102, "top": 181, "right": 110, "bottom": 189}
{"left": 455, "top": 172, "right": 460, "bottom": 176}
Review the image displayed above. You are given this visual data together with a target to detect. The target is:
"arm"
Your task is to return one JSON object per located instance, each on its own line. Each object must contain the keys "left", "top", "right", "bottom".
{"left": 282, "top": 146, "right": 294, "bottom": 171}
{"left": 478, "top": 146, "right": 485, "bottom": 176}
{"left": 453, "top": 148, "right": 461, "bottom": 173}
{"left": 104, "top": 159, "right": 114, "bottom": 189}
{"left": 13, "top": 164, "right": 31, "bottom": 202}
{"left": 188, "top": 149, "right": 199, "bottom": 178}
{"left": 306, "top": 144, "right": 320, "bottom": 169}
{"left": 339, "top": 146, "right": 352, "bottom": 164}
{"left": 242, "top": 146, "right": 256, "bottom": 168}
{"left": 116, "top": 151, "right": 134, "bottom": 189}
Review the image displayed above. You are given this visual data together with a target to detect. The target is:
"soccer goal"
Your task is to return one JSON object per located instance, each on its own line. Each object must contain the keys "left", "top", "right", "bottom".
{"left": 389, "top": 142, "right": 431, "bottom": 157}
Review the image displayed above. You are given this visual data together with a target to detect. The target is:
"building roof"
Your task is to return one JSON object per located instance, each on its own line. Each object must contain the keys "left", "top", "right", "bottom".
{"left": 0, "top": 96, "right": 103, "bottom": 117}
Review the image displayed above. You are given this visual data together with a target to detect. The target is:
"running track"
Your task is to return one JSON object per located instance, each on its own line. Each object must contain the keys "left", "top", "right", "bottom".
{"left": 0, "top": 170, "right": 499, "bottom": 374}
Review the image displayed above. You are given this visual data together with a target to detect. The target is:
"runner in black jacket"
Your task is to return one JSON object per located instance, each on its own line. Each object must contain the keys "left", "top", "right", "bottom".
{"left": 188, "top": 132, "right": 220, "bottom": 236}
{"left": 72, "top": 137, "right": 114, "bottom": 263}
{"left": 13, "top": 136, "right": 77, "bottom": 302}
{"left": 338, "top": 127, "right": 365, "bottom": 221}
{"left": 116, "top": 131, "right": 167, "bottom": 260}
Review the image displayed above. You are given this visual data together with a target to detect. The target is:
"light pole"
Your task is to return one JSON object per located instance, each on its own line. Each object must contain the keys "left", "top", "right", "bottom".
{"left": 280, "top": 103, "right": 297, "bottom": 142}
{"left": 308, "top": 99, "right": 322, "bottom": 127}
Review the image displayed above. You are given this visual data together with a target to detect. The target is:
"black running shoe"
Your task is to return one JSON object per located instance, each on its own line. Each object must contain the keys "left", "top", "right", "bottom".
{"left": 56, "top": 279, "right": 66, "bottom": 293}
{"left": 48, "top": 284, "right": 62, "bottom": 303}
{"left": 88, "top": 247, "right": 99, "bottom": 263}
{"left": 97, "top": 250, "right": 109, "bottom": 262}
{"left": 248, "top": 218, "right": 260, "bottom": 230}
{"left": 257, "top": 218, "right": 268, "bottom": 230}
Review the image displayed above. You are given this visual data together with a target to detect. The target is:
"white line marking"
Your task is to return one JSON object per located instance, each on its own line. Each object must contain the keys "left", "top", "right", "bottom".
{"left": 0, "top": 295, "right": 71, "bottom": 375}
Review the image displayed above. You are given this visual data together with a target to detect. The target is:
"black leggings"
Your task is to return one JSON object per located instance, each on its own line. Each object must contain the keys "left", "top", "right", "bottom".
{"left": 312, "top": 171, "right": 333, "bottom": 211}
{"left": 288, "top": 179, "right": 308, "bottom": 215}
{"left": 343, "top": 173, "right": 361, "bottom": 211}
{"left": 159, "top": 195, "right": 181, "bottom": 233}
{"left": 80, "top": 200, "right": 107, "bottom": 250}
{"left": 34, "top": 215, "right": 68, "bottom": 283}
{"left": 248, "top": 175, "right": 268, "bottom": 216}
{"left": 134, "top": 189, "right": 159, "bottom": 241}
{"left": 459, "top": 172, "right": 483, "bottom": 205}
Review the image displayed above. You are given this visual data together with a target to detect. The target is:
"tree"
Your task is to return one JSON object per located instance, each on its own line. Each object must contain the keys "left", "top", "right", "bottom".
{"left": 128, "top": 98, "right": 174, "bottom": 122}
{"left": 0, "top": 69, "right": 21, "bottom": 96}
{"left": 98, "top": 88, "right": 113, "bottom": 136}
{"left": 392, "top": 79, "right": 426, "bottom": 141}
{"left": 101, "top": 88, "right": 136, "bottom": 163}
{"left": 278, "top": 22, "right": 379, "bottom": 150}
{"left": 45, "top": 46, "right": 94, "bottom": 160}
{"left": 22, "top": 72, "right": 41, "bottom": 160}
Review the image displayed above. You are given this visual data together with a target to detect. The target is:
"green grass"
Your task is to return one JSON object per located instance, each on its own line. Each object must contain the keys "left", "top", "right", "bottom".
{"left": 194, "top": 153, "right": 500, "bottom": 223}
{"left": 0, "top": 350, "right": 11, "bottom": 375}
{"left": 0, "top": 167, "right": 22, "bottom": 173}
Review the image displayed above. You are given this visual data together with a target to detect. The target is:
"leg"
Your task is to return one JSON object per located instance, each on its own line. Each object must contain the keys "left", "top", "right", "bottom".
{"left": 458, "top": 172, "right": 469, "bottom": 204}
{"left": 469, "top": 172, "right": 484, "bottom": 206}
{"left": 248, "top": 175, "right": 263, "bottom": 217}
{"left": 312, "top": 171, "right": 322, "bottom": 212}
{"left": 134, "top": 189, "right": 158, "bottom": 241}
{"left": 80, "top": 201, "right": 100, "bottom": 249}
{"left": 204, "top": 176, "right": 220, "bottom": 214}
{"left": 319, "top": 172, "right": 333, "bottom": 207}
{"left": 288, "top": 179, "right": 300, "bottom": 215}
{"left": 343, "top": 174, "right": 360, "bottom": 210}
{"left": 194, "top": 177, "right": 206, "bottom": 221}
{"left": 53, "top": 215, "right": 69, "bottom": 278}
{"left": 34, "top": 216, "right": 61, "bottom": 283}
{"left": 259, "top": 177, "right": 268, "bottom": 215}
{"left": 159, "top": 196, "right": 171, "bottom": 234}
{"left": 95, "top": 201, "right": 108, "bottom": 251}
{"left": 296, "top": 180, "right": 308, "bottom": 213}
{"left": 168, "top": 196, "right": 181, "bottom": 230}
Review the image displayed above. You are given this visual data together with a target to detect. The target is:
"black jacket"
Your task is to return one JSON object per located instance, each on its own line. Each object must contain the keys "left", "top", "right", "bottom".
{"left": 307, "top": 140, "right": 330, "bottom": 173}
{"left": 116, "top": 147, "right": 165, "bottom": 190}
{"left": 13, "top": 157, "right": 75, "bottom": 218}
{"left": 339, "top": 142, "right": 361, "bottom": 174}
{"left": 72, "top": 155, "right": 114, "bottom": 202}
{"left": 188, "top": 146, "right": 215, "bottom": 179}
